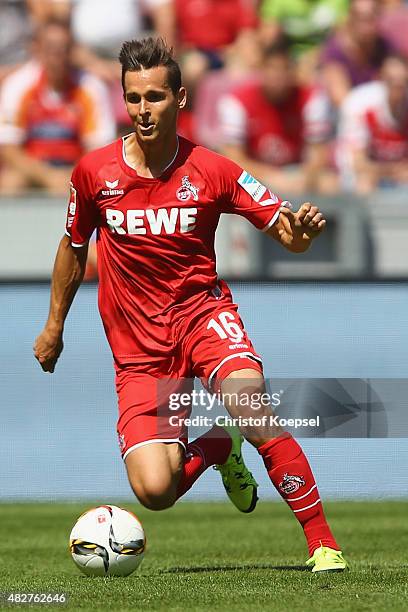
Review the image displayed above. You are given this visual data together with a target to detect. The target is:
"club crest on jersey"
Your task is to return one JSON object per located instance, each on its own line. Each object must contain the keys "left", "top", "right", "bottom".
{"left": 176, "top": 175, "right": 199, "bottom": 202}
{"left": 102, "top": 179, "right": 124, "bottom": 196}
{"left": 279, "top": 473, "right": 305, "bottom": 495}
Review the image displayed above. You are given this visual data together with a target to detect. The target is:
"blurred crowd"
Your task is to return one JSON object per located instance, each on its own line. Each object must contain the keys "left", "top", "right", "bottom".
{"left": 0, "top": 0, "right": 408, "bottom": 198}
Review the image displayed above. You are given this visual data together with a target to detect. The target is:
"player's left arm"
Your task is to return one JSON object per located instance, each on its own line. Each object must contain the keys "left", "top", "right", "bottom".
{"left": 215, "top": 156, "right": 325, "bottom": 253}
{"left": 266, "top": 203, "right": 326, "bottom": 253}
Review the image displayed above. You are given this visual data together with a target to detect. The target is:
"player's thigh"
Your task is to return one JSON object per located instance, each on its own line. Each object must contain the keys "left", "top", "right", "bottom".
{"left": 115, "top": 366, "right": 190, "bottom": 507}
{"left": 125, "top": 441, "right": 184, "bottom": 507}
{"left": 186, "top": 294, "right": 263, "bottom": 394}
{"left": 116, "top": 366, "right": 189, "bottom": 458}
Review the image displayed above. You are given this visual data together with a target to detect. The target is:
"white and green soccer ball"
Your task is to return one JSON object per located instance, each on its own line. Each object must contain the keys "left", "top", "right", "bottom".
{"left": 69, "top": 505, "right": 145, "bottom": 577}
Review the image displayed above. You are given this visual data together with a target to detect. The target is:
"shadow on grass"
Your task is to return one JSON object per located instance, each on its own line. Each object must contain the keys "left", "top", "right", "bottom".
{"left": 161, "top": 563, "right": 309, "bottom": 574}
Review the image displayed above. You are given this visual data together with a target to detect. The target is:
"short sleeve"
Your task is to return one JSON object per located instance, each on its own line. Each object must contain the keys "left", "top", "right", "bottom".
{"left": 215, "top": 155, "right": 287, "bottom": 232}
{"left": 0, "top": 64, "right": 38, "bottom": 146}
{"left": 65, "top": 162, "right": 98, "bottom": 247}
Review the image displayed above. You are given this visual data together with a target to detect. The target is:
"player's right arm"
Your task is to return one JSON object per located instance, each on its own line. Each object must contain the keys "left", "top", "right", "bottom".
{"left": 34, "top": 161, "right": 97, "bottom": 373}
{"left": 34, "top": 236, "right": 88, "bottom": 372}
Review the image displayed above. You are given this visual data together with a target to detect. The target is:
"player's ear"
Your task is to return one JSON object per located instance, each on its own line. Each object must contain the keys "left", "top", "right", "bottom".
{"left": 178, "top": 87, "right": 187, "bottom": 110}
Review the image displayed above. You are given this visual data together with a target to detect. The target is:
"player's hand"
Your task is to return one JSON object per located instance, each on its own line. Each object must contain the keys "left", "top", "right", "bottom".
{"left": 33, "top": 327, "right": 64, "bottom": 373}
{"left": 277, "top": 203, "right": 326, "bottom": 252}
{"left": 293, "top": 203, "right": 326, "bottom": 236}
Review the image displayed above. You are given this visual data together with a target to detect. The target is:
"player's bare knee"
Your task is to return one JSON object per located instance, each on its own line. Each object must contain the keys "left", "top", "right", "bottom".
{"left": 128, "top": 474, "right": 177, "bottom": 510}
{"left": 138, "top": 484, "right": 177, "bottom": 511}
{"left": 130, "top": 483, "right": 177, "bottom": 510}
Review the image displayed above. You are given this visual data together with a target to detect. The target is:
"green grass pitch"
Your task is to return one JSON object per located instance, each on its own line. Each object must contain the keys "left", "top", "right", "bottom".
{"left": 0, "top": 500, "right": 407, "bottom": 611}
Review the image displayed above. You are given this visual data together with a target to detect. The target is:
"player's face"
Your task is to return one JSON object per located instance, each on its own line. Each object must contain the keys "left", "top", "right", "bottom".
{"left": 124, "top": 67, "right": 186, "bottom": 143}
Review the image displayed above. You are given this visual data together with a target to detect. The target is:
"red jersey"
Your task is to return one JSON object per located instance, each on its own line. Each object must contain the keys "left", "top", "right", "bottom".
{"left": 218, "top": 81, "right": 331, "bottom": 165}
{"left": 175, "top": 0, "right": 258, "bottom": 50}
{"left": 65, "top": 136, "right": 283, "bottom": 365}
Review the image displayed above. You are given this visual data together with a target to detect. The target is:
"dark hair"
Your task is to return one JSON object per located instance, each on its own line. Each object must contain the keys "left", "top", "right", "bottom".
{"left": 119, "top": 37, "right": 182, "bottom": 95}
{"left": 263, "top": 35, "right": 291, "bottom": 61}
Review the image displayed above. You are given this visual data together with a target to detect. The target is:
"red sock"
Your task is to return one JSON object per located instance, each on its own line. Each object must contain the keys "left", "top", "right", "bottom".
{"left": 258, "top": 433, "right": 339, "bottom": 556}
{"left": 176, "top": 426, "right": 232, "bottom": 499}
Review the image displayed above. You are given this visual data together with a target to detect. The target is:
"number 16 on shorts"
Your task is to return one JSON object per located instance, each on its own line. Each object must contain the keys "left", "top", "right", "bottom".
{"left": 207, "top": 311, "right": 247, "bottom": 347}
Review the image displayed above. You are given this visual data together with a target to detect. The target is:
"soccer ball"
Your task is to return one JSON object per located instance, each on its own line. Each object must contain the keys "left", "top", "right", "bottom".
{"left": 69, "top": 505, "right": 145, "bottom": 577}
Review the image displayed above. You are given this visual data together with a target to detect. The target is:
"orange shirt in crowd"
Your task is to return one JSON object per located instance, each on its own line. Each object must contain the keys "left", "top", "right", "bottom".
{"left": 0, "top": 62, "right": 115, "bottom": 165}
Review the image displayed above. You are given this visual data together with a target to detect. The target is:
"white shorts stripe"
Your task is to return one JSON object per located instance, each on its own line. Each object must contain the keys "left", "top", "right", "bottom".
{"left": 207, "top": 352, "right": 263, "bottom": 391}
{"left": 292, "top": 498, "right": 321, "bottom": 513}
{"left": 123, "top": 438, "right": 186, "bottom": 461}
{"left": 287, "top": 484, "right": 317, "bottom": 502}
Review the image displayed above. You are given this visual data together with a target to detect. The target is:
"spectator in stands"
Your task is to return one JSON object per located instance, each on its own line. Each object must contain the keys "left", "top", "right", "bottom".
{"left": 68, "top": 0, "right": 175, "bottom": 81}
{"left": 180, "top": 29, "right": 262, "bottom": 147}
{"left": 32, "top": 1, "right": 174, "bottom": 131}
{"left": 321, "top": 0, "right": 394, "bottom": 108}
{"left": 175, "top": 1, "right": 260, "bottom": 144}
{"left": 337, "top": 55, "right": 408, "bottom": 193}
{"left": 259, "top": 0, "right": 348, "bottom": 84}
{"left": 0, "top": 19, "right": 115, "bottom": 195}
{"left": 218, "top": 39, "right": 338, "bottom": 194}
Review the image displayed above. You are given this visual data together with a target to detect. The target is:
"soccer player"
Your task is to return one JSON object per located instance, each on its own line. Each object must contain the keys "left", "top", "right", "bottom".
{"left": 34, "top": 37, "right": 347, "bottom": 572}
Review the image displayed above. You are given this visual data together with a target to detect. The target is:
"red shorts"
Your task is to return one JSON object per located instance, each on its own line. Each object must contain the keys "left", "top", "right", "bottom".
{"left": 115, "top": 282, "right": 263, "bottom": 459}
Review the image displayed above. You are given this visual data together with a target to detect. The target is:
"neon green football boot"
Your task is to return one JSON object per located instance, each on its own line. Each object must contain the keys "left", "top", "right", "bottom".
{"left": 214, "top": 421, "right": 258, "bottom": 513}
{"left": 306, "top": 545, "right": 349, "bottom": 572}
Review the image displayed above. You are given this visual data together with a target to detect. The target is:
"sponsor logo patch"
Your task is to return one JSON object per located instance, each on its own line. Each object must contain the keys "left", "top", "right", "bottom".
{"left": 238, "top": 171, "right": 267, "bottom": 202}
{"left": 279, "top": 473, "right": 306, "bottom": 495}
{"left": 102, "top": 179, "right": 124, "bottom": 196}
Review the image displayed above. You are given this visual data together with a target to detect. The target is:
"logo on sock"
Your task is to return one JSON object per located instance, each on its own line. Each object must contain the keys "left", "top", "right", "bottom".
{"left": 279, "top": 473, "right": 305, "bottom": 495}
